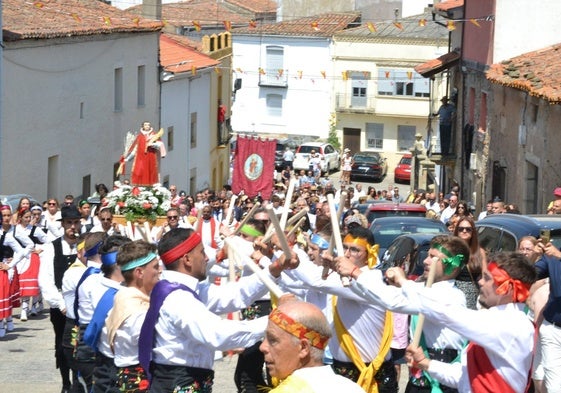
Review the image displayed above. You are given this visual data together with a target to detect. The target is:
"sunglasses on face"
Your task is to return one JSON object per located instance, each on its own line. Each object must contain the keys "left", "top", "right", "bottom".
{"left": 457, "top": 226, "right": 473, "bottom": 233}
{"left": 167, "top": 215, "right": 179, "bottom": 220}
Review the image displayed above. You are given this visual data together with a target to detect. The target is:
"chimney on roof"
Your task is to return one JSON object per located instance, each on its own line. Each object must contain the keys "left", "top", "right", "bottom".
{"left": 142, "top": 0, "right": 162, "bottom": 21}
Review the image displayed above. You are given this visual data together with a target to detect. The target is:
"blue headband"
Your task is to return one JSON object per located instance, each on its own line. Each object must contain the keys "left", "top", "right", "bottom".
{"left": 84, "top": 241, "right": 103, "bottom": 258}
{"left": 120, "top": 252, "right": 158, "bottom": 272}
{"left": 100, "top": 251, "right": 118, "bottom": 266}
{"left": 310, "top": 234, "right": 330, "bottom": 250}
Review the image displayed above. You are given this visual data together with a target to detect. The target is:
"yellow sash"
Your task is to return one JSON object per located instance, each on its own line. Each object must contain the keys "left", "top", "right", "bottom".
{"left": 332, "top": 296, "right": 393, "bottom": 393}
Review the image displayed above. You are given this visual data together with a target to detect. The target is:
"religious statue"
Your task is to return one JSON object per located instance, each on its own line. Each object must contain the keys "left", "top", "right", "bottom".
{"left": 117, "top": 121, "right": 166, "bottom": 186}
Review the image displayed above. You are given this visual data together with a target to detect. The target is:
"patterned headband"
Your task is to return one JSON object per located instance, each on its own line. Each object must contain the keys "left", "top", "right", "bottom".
{"left": 269, "top": 308, "right": 329, "bottom": 350}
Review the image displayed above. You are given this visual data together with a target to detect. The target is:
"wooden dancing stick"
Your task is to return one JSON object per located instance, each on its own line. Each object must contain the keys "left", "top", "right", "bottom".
{"left": 410, "top": 259, "right": 438, "bottom": 347}
{"left": 322, "top": 192, "right": 346, "bottom": 280}
{"left": 134, "top": 222, "right": 149, "bottom": 242}
{"left": 286, "top": 207, "right": 309, "bottom": 227}
{"left": 224, "top": 237, "right": 284, "bottom": 298}
{"left": 143, "top": 221, "right": 154, "bottom": 243}
{"left": 232, "top": 201, "right": 261, "bottom": 236}
{"left": 286, "top": 216, "right": 306, "bottom": 238}
{"left": 126, "top": 221, "right": 134, "bottom": 240}
{"left": 224, "top": 195, "right": 238, "bottom": 227}
{"left": 326, "top": 194, "right": 350, "bottom": 287}
{"left": 279, "top": 178, "right": 297, "bottom": 229}
{"left": 266, "top": 205, "right": 293, "bottom": 258}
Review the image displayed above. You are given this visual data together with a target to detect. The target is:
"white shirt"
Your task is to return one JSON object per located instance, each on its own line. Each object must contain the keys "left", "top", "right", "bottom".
{"left": 152, "top": 270, "right": 268, "bottom": 370}
{"left": 284, "top": 250, "right": 388, "bottom": 363}
{"left": 402, "top": 282, "right": 534, "bottom": 392}
{"left": 440, "top": 206, "right": 456, "bottom": 223}
{"left": 77, "top": 273, "right": 121, "bottom": 325}
{"left": 38, "top": 237, "right": 78, "bottom": 310}
{"left": 353, "top": 270, "right": 466, "bottom": 350}
{"left": 0, "top": 227, "right": 25, "bottom": 268}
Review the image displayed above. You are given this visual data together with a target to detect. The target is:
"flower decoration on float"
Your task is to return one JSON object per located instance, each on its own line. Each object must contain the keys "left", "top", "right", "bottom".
{"left": 104, "top": 184, "right": 171, "bottom": 223}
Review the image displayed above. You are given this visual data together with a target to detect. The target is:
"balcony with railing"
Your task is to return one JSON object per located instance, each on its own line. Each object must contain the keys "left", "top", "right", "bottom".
{"left": 335, "top": 93, "right": 376, "bottom": 113}
{"left": 259, "top": 69, "right": 288, "bottom": 88}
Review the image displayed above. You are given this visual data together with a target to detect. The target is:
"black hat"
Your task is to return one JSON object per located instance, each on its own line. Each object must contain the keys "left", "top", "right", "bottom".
{"left": 58, "top": 204, "right": 81, "bottom": 221}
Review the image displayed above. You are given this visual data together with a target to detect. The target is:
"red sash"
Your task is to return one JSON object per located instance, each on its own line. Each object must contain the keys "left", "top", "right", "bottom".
{"left": 196, "top": 218, "right": 217, "bottom": 249}
{"left": 467, "top": 342, "right": 515, "bottom": 393}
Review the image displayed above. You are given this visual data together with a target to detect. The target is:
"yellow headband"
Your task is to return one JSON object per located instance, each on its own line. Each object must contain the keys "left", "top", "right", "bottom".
{"left": 343, "top": 234, "right": 379, "bottom": 269}
{"left": 269, "top": 308, "right": 329, "bottom": 349}
{"left": 77, "top": 240, "right": 85, "bottom": 252}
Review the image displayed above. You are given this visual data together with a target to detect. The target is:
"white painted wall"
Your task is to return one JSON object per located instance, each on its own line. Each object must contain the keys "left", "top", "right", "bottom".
{"left": 231, "top": 35, "right": 333, "bottom": 138}
{"left": 160, "top": 71, "right": 213, "bottom": 195}
{"left": 1, "top": 33, "right": 160, "bottom": 201}
{"left": 494, "top": 0, "right": 561, "bottom": 62}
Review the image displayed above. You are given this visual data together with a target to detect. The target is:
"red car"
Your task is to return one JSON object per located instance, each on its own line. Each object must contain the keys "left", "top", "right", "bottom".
{"left": 394, "top": 154, "right": 412, "bottom": 183}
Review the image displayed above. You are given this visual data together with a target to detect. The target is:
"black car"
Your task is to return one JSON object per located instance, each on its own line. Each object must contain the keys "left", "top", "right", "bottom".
{"left": 378, "top": 233, "right": 447, "bottom": 279}
{"left": 350, "top": 152, "right": 387, "bottom": 182}
{"left": 274, "top": 138, "right": 297, "bottom": 170}
{"left": 476, "top": 214, "right": 561, "bottom": 252}
{"left": 370, "top": 216, "right": 448, "bottom": 258}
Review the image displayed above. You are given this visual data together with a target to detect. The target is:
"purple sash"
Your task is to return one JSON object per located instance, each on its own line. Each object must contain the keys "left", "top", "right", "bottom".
{"left": 138, "top": 279, "right": 201, "bottom": 380}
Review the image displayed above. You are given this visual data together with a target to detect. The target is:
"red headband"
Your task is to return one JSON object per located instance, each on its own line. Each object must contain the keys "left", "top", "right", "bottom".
{"left": 0, "top": 205, "right": 11, "bottom": 212}
{"left": 159, "top": 233, "right": 202, "bottom": 266}
{"left": 487, "top": 262, "right": 531, "bottom": 303}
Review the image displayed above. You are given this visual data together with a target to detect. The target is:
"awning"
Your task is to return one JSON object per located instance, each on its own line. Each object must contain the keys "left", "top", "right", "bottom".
{"left": 415, "top": 51, "right": 461, "bottom": 78}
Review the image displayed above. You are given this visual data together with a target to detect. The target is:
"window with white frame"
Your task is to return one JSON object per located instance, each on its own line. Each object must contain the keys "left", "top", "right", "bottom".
{"left": 262, "top": 46, "right": 286, "bottom": 86}
{"left": 397, "top": 125, "right": 416, "bottom": 151}
{"left": 377, "top": 69, "right": 429, "bottom": 97}
{"left": 266, "top": 94, "right": 283, "bottom": 116}
{"left": 366, "top": 123, "right": 384, "bottom": 149}
{"left": 350, "top": 71, "right": 369, "bottom": 107}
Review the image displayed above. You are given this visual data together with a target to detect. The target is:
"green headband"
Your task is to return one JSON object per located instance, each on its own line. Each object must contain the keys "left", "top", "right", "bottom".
{"left": 434, "top": 244, "right": 465, "bottom": 275}
{"left": 239, "top": 225, "right": 264, "bottom": 238}
{"left": 120, "top": 252, "right": 158, "bottom": 272}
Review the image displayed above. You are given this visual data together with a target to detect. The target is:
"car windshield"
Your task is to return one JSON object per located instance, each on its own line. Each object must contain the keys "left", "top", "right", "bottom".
{"left": 372, "top": 223, "right": 445, "bottom": 248}
{"left": 298, "top": 145, "right": 318, "bottom": 154}
{"left": 354, "top": 154, "right": 380, "bottom": 163}
{"left": 400, "top": 157, "right": 412, "bottom": 165}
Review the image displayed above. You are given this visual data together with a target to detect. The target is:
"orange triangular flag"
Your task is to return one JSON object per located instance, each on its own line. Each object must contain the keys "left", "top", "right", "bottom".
{"left": 447, "top": 20, "right": 456, "bottom": 31}
{"left": 193, "top": 21, "right": 201, "bottom": 32}
{"left": 366, "top": 22, "right": 377, "bottom": 32}
{"left": 71, "top": 13, "right": 82, "bottom": 22}
{"left": 223, "top": 21, "right": 232, "bottom": 31}
{"left": 385, "top": 71, "right": 391, "bottom": 78}
{"left": 311, "top": 21, "right": 319, "bottom": 31}
{"left": 407, "top": 71, "right": 413, "bottom": 80}
{"left": 103, "top": 17, "right": 112, "bottom": 26}
{"left": 249, "top": 20, "right": 257, "bottom": 29}
{"left": 419, "top": 19, "right": 426, "bottom": 27}
{"left": 278, "top": 69, "right": 284, "bottom": 77}
{"left": 259, "top": 68, "right": 266, "bottom": 75}
{"left": 132, "top": 17, "right": 140, "bottom": 26}
{"left": 469, "top": 19, "right": 481, "bottom": 28}
{"left": 214, "top": 67, "right": 221, "bottom": 75}
{"left": 33, "top": 2, "right": 44, "bottom": 8}
{"left": 342, "top": 71, "right": 348, "bottom": 81}
{"left": 191, "top": 66, "right": 197, "bottom": 75}
{"left": 320, "top": 71, "right": 326, "bottom": 79}
{"left": 393, "top": 22, "right": 403, "bottom": 30}
{"left": 297, "top": 70, "right": 303, "bottom": 79}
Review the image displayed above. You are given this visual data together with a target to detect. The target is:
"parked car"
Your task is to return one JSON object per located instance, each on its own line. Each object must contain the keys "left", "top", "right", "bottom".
{"left": 476, "top": 213, "right": 561, "bottom": 253}
{"left": 350, "top": 151, "right": 387, "bottom": 182}
{"left": 394, "top": 153, "right": 412, "bottom": 183}
{"left": 0, "top": 194, "right": 39, "bottom": 212}
{"left": 274, "top": 137, "right": 298, "bottom": 170}
{"left": 369, "top": 216, "right": 448, "bottom": 258}
{"left": 378, "top": 233, "right": 448, "bottom": 279}
{"left": 366, "top": 202, "right": 427, "bottom": 224}
{"left": 292, "top": 142, "right": 341, "bottom": 174}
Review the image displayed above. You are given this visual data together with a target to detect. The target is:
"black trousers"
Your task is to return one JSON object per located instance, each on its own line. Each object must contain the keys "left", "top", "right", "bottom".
{"left": 150, "top": 363, "right": 214, "bottom": 393}
{"left": 50, "top": 308, "right": 72, "bottom": 389}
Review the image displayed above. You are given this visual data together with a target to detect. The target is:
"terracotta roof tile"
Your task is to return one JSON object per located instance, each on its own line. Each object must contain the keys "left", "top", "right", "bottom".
{"left": 128, "top": 0, "right": 252, "bottom": 28}
{"left": 486, "top": 44, "right": 561, "bottom": 104}
{"left": 2, "top": 0, "right": 161, "bottom": 41}
{"left": 434, "top": 0, "right": 464, "bottom": 12}
{"left": 415, "top": 51, "right": 461, "bottom": 77}
{"left": 160, "top": 33, "right": 218, "bottom": 74}
{"left": 232, "top": 12, "right": 361, "bottom": 37}
{"left": 225, "top": 0, "right": 276, "bottom": 14}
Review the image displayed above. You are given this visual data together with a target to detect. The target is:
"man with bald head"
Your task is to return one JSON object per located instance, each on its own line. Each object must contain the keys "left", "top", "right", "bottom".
{"left": 260, "top": 299, "right": 364, "bottom": 392}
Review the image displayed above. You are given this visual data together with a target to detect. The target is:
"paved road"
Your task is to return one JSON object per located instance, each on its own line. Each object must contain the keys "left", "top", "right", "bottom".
{"left": 1, "top": 306, "right": 408, "bottom": 392}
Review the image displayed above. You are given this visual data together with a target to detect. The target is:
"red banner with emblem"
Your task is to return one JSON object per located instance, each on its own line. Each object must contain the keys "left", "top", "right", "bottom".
{"left": 232, "top": 135, "right": 276, "bottom": 200}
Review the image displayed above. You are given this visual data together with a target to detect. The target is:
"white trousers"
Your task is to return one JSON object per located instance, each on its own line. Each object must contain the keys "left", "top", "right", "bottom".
{"left": 540, "top": 320, "right": 561, "bottom": 393}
